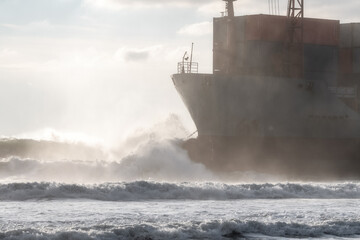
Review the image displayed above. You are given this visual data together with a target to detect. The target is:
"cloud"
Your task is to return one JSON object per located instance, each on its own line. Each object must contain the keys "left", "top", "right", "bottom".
{"left": 197, "top": 1, "right": 360, "bottom": 21}
{"left": 177, "top": 21, "right": 212, "bottom": 36}
{"left": 0, "top": 20, "right": 97, "bottom": 37}
{"left": 125, "top": 50, "right": 149, "bottom": 62}
{"left": 83, "top": 0, "right": 215, "bottom": 10}
{"left": 197, "top": 1, "right": 224, "bottom": 15}
{"left": 305, "top": 1, "right": 360, "bottom": 22}
{"left": 0, "top": 48, "right": 18, "bottom": 58}
{"left": 114, "top": 45, "right": 163, "bottom": 62}
{"left": 1, "top": 20, "right": 51, "bottom": 32}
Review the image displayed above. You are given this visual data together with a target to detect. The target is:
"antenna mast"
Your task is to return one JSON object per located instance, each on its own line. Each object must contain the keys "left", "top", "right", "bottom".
{"left": 223, "top": 0, "right": 236, "bottom": 17}
{"left": 286, "top": 0, "right": 304, "bottom": 77}
{"left": 287, "top": 0, "right": 304, "bottom": 40}
{"left": 223, "top": 0, "right": 237, "bottom": 74}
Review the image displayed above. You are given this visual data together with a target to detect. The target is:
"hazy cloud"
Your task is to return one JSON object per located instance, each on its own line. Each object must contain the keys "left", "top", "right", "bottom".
{"left": 1, "top": 20, "right": 51, "bottom": 31}
{"left": 115, "top": 45, "right": 163, "bottom": 62}
{"left": 84, "top": 0, "right": 216, "bottom": 10}
{"left": 125, "top": 50, "right": 149, "bottom": 62}
{"left": 0, "top": 48, "right": 18, "bottom": 57}
{"left": 177, "top": 21, "right": 212, "bottom": 36}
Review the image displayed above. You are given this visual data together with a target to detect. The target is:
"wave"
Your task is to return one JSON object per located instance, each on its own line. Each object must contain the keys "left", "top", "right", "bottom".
{"left": 1, "top": 220, "right": 360, "bottom": 239}
{"left": 0, "top": 141, "right": 212, "bottom": 183}
{"left": 1, "top": 181, "right": 360, "bottom": 201}
{"left": 0, "top": 114, "right": 189, "bottom": 163}
{"left": 0, "top": 138, "right": 106, "bottom": 161}
{"left": 0, "top": 115, "right": 217, "bottom": 183}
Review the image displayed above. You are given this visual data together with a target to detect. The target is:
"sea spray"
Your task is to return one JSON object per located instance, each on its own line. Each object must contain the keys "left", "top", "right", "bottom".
{"left": 0, "top": 115, "right": 214, "bottom": 183}
{"left": 1, "top": 220, "right": 360, "bottom": 239}
{"left": 0, "top": 141, "right": 212, "bottom": 183}
{"left": 0, "top": 138, "right": 213, "bottom": 183}
{"left": 1, "top": 181, "right": 360, "bottom": 201}
{"left": 1, "top": 199, "right": 360, "bottom": 239}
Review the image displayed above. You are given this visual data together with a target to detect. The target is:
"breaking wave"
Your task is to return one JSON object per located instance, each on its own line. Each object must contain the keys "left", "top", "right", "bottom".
{"left": 1, "top": 181, "right": 360, "bottom": 201}
{"left": 1, "top": 220, "right": 360, "bottom": 239}
{"left": 0, "top": 115, "right": 216, "bottom": 183}
{"left": 0, "top": 142, "right": 212, "bottom": 183}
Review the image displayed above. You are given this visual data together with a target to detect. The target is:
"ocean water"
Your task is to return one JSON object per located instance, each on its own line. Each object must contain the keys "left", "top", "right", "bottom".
{"left": 1, "top": 122, "right": 360, "bottom": 239}
{"left": 1, "top": 182, "right": 360, "bottom": 239}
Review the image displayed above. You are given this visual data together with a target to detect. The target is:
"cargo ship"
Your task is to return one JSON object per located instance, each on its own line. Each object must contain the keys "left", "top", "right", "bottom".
{"left": 171, "top": 0, "right": 360, "bottom": 179}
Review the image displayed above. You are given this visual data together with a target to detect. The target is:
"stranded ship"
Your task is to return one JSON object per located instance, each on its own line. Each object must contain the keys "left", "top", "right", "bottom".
{"left": 171, "top": 0, "right": 360, "bottom": 179}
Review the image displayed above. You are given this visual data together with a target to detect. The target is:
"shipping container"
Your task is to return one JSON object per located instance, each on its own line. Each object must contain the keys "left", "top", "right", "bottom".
{"left": 213, "top": 16, "right": 247, "bottom": 73}
{"left": 339, "top": 23, "right": 360, "bottom": 48}
{"left": 244, "top": 15, "right": 339, "bottom": 45}
{"left": 213, "top": 17, "right": 228, "bottom": 73}
{"left": 241, "top": 41, "right": 303, "bottom": 77}
{"left": 243, "top": 40, "right": 284, "bottom": 76}
{"left": 286, "top": 46, "right": 304, "bottom": 78}
{"left": 245, "top": 15, "right": 288, "bottom": 42}
{"left": 339, "top": 48, "right": 352, "bottom": 74}
{"left": 245, "top": 15, "right": 262, "bottom": 41}
{"left": 340, "top": 24, "right": 352, "bottom": 48}
{"left": 214, "top": 15, "right": 341, "bottom": 76}
{"left": 352, "top": 23, "right": 360, "bottom": 47}
{"left": 243, "top": 40, "right": 260, "bottom": 68}
{"left": 214, "top": 16, "right": 247, "bottom": 45}
{"left": 304, "top": 44, "right": 338, "bottom": 74}
{"left": 213, "top": 48, "right": 226, "bottom": 73}
{"left": 352, "top": 48, "right": 360, "bottom": 73}
{"left": 303, "top": 18, "right": 339, "bottom": 46}
{"left": 235, "top": 16, "right": 246, "bottom": 42}
{"left": 213, "top": 17, "right": 227, "bottom": 45}
{"left": 235, "top": 42, "right": 245, "bottom": 69}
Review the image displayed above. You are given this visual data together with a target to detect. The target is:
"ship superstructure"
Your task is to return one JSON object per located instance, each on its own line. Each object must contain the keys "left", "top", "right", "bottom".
{"left": 171, "top": 0, "right": 360, "bottom": 178}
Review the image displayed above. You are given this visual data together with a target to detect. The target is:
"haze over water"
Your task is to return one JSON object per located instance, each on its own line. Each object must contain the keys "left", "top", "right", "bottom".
{"left": 2, "top": 0, "right": 360, "bottom": 239}
{"left": 1, "top": 116, "right": 360, "bottom": 239}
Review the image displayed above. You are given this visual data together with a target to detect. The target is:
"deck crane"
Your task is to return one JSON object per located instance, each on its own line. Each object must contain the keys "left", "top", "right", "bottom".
{"left": 286, "top": 0, "right": 304, "bottom": 77}
{"left": 222, "top": 0, "right": 304, "bottom": 76}
{"left": 223, "top": 0, "right": 237, "bottom": 74}
{"left": 287, "top": 0, "right": 304, "bottom": 45}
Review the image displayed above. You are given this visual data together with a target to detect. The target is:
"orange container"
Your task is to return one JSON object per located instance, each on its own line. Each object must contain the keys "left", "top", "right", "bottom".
{"left": 303, "top": 18, "right": 340, "bottom": 46}
{"left": 339, "top": 48, "right": 353, "bottom": 74}
{"left": 245, "top": 15, "right": 340, "bottom": 46}
{"left": 245, "top": 15, "right": 288, "bottom": 42}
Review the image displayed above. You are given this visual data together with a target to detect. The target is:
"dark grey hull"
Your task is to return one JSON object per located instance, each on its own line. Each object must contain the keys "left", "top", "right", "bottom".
{"left": 183, "top": 136, "right": 360, "bottom": 179}
{"left": 172, "top": 73, "right": 360, "bottom": 138}
{"left": 172, "top": 73, "right": 360, "bottom": 178}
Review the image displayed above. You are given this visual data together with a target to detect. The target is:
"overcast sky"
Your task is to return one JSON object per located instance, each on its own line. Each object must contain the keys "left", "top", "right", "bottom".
{"left": 1, "top": 0, "right": 359, "bottom": 144}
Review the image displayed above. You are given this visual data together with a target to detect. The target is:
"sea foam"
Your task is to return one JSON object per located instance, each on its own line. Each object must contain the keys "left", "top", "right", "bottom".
{"left": 0, "top": 181, "right": 360, "bottom": 201}
{"left": 0, "top": 115, "right": 216, "bottom": 183}
{"left": 1, "top": 220, "right": 360, "bottom": 239}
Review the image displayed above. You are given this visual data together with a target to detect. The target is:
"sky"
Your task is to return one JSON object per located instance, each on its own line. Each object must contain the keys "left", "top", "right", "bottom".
{"left": 1, "top": 0, "right": 360, "bottom": 144}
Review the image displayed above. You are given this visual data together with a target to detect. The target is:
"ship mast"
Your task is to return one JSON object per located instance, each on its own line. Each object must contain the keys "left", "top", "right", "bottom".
{"left": 286, "top": 0, "right": 304, "bottom": 77}
{"left": 223, "top": 0, "right": 237, "bottom": 74}
{"left": 224, "top": 0, "right": 235, "bottom": 17}
{"left": 287, "top": 0, "right": 304, "bottom": 44}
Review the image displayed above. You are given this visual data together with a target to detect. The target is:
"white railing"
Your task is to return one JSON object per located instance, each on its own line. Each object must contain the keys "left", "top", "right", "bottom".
{"left": 177, "top": 62, "right": 198, "bottom": 74}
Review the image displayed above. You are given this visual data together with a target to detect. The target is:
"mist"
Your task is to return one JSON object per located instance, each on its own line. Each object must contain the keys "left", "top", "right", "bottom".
{"left": 3, "top": 2, "right": 360, "bottom": 240}
{"left": 2, "top": 0, "right": 360, "bottom": 184}
{"left": 0, "top": 114, "right": 288, "bottom": 183}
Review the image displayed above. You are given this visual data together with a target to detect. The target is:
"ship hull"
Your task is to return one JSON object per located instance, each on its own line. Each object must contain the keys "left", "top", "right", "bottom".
{"left": 183, "top": 136, "right": 360, "bottom": 179}
{"left": 172, "top": 73, "right": 360, "bottom": 178}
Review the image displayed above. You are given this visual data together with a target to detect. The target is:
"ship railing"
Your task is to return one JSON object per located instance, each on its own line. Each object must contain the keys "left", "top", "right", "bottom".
{"left": 177, "top": 62, "right": 198, "bottom": 74}
{"left": 328, "top": 87, "right": 357, "bottom": 98}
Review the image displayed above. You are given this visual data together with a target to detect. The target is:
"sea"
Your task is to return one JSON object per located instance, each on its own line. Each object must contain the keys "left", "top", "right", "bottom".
{"left": 1, "top": 120, "right": 360, "bottom": 240}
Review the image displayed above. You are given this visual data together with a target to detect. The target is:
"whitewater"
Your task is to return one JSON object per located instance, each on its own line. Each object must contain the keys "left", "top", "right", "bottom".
{"left": 1, "top": 117, "right": 360, "bottom": 239}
